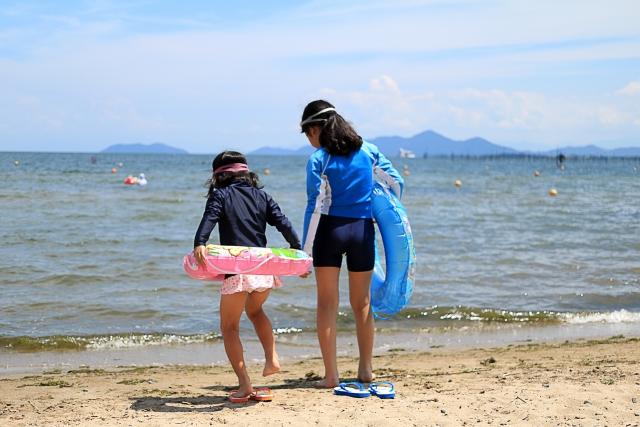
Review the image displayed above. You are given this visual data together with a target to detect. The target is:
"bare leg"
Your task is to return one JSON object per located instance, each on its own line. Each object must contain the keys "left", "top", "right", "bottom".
{"left": 220, "top": 291, "right": 253, "bottom": 398}
{"left": 348, "top": 269, "right": 375, "bottom": 383}
{"left": 315, "top": 266, "right": 341, "bottom": 388}
{"left": 245, "top": 288, "right": 280, "bottom": 376}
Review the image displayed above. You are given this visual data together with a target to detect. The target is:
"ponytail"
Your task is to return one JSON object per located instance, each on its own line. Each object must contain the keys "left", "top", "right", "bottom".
{"left": 300, "top": 100, "right": 362, "bottom": 155}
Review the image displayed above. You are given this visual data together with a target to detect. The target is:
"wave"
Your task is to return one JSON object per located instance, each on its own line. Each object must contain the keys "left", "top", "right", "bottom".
{"left": 131, "top": 212, "right": 174, "bottom": 221}
{"left": 330, "top": 306, "right": 640, "bottom": 325}
{"left": 141, "top": 196, "right": 186, "bottom": 205}
{"left": 31, "top": 273, "right": 114, "bottom": 287}
{"left": 0, "top": 328, "right": 305, "bottom": 352}
{"left": 150, "top": 237, "right": 182, "bottom": 244}
{"left": 0, "top": 332, "right": 221, "bottom": 352}
{"left": 560, "top": 309, "right": 640, "bottom": 324}
{"left": 24, "top": 270, "right": 144, "bottom": 286}
{"left": 78, "top": 306, "right": 177, "bottom": 320}
{"left": 2, "top": 308, "right": 638, "bottom": 353}
{"left": 272, "top": 305, "right": 640, "bottom": 332}
{"left": 0, "top": 192, "right": 30, "bottom": 200}
{"left": 279, "top": 305, "right": 640, "bottom": 326}
{"left": 398, "top": 306, "right": 640, "bottom": 324}
{"left": 391, "top": 306, "right": 563, "bottom": 323}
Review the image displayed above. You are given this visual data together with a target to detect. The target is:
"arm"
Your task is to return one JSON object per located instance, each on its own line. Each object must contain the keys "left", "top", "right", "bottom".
{"left": 302, "top": 156, "right": 322, "bottom": 248}
{"left": 266, "top": 195, "right": 301, "bottom": 249}
{"left": 193, "top": 190, "right": 224, "bottom": 248}
{"left": 375, "top": 147, "right": 404, "bottom": 198}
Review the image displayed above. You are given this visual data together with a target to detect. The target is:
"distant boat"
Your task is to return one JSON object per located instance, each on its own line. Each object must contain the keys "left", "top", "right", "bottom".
{"left": 399, "top": 148, "right": 416, "bottom": 158}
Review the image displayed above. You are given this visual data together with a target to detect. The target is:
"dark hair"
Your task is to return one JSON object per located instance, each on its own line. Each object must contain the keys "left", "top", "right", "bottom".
{"left": 300, "top": 100, "right": 363, "bottom": 155}
{"left": 206, "top": 150, "right": 261, "bottom": 196}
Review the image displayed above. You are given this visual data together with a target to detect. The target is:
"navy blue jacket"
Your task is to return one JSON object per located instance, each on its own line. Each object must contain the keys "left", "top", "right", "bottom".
{"left": 194, "top": 181, "right": 301, "bottom": 250}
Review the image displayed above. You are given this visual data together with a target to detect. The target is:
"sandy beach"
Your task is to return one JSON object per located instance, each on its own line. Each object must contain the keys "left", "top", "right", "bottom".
{"left": 1, "top": 335, "right": 638, "bottom": 426}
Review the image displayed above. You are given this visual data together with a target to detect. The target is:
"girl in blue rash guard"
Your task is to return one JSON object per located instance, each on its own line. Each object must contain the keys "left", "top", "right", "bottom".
{"left": 300, "top": 100, "right": 403, "bottom": 388}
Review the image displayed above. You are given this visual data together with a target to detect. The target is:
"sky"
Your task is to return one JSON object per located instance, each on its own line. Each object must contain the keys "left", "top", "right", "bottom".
{"left": 1, "top": 0, "right": 639, "bottom": 153}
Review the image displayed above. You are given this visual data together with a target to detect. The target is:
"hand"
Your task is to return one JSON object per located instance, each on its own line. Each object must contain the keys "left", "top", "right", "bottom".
{"left": 193, "top": 245, "right": 208, "bottom": 267}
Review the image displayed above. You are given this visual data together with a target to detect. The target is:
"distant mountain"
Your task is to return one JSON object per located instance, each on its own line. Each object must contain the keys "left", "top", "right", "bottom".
{"left": 540, "top": 145, "right": 640, "bottom": 157}
{"left": 249, "top": 130, "right": 640, "bottom": 157}
{"left": 250, "top": 130, "right": 516, "bottom": 157}
{"left": 609, "top": 147, "right": 640, "bottom": 156}
{"left": 101, "top": 143, "right": 188, "bottom": 154}
{"left": 370, "top": 130, "right": 518, "bottom": 157}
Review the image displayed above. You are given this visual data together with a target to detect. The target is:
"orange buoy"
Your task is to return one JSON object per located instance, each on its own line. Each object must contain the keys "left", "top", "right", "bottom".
{"left": 548, "top": 188, "right": 558, "bottom": 197}
{"left": 111, "top": 167, "right": 117, "bottom": 174}
{"left": 263, "top": 168, "right": 271, "bottom": 176}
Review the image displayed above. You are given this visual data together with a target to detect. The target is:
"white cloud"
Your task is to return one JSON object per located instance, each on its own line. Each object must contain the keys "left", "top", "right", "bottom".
{"left": 617, "top": 81, "right": 640, "bottom": 96}
{"left": 596, "top": 106, "right": 631, "bottom": 125}
{"left": 370, "top": 75, "right": 400, "bottom": 93}
{"left": 96, "top": 97, "right": 167, "bottom": 131}
{"left": 321, "top": 75, "right": 640, "bottom": 148}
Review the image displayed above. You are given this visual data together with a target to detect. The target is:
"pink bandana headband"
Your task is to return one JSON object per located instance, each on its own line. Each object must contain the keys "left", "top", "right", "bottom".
{"left": 214, "top": 163, "right": 249, "bottom": 175}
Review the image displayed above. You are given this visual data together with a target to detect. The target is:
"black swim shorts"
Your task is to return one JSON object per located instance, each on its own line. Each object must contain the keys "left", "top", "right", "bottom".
{"left": 312, "top": 215, "right": 375, "bottom": 272}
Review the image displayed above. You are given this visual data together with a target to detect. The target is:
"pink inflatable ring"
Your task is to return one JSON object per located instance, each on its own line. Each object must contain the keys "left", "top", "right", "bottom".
{"left": 183, "top": 244, "right": 312, "bottom": 281}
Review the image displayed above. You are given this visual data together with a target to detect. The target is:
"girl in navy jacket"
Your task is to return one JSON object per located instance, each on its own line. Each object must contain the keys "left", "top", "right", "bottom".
{"left": 193, "top": 150, "right": 300, "bottom": 402}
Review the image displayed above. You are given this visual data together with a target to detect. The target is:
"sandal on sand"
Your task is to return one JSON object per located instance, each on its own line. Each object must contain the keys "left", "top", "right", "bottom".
{"left": 333, "top": 382, "right": 371, "bottom": 398}
{"left": 250, "top": 387, "right": 274, "bottom": 402}
{"left": 228, "top": 390, "right": 253, "bottom": 404}
{"left": 369, "top": 381, "right": 395, "bottom": 399}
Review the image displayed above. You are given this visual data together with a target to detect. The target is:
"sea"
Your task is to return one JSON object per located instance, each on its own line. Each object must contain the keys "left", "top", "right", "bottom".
{"left": 1, "top": 152, "right": 639, "bottom": 373}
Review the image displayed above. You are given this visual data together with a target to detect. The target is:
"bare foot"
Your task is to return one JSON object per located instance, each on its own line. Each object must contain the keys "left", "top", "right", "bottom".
{"left": 262, "top": 360, "right": 280, "bottom": 377}
{"left": 357, "top": 369, "right": 375, "bottom": 383}
{"left": 263, "top": 351, "right": 280, "bottom": 377}
{"left": 230, "top": 385, "right": 254, "bottom": 399}
{"left": 314, "top": 377, "right": 340, "bottom": 388}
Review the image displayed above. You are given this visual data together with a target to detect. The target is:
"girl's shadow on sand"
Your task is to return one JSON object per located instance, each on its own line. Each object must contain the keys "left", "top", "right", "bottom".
{"left": 130, "top": 394, "right": 251, "bottom": 412}
{"left": 129, "top": 377, "right": 320, "bottom": 412}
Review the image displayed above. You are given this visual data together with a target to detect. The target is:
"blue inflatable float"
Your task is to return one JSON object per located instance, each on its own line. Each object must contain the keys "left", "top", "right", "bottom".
{"left": 370, "top": 170, "right": 416, "bottom": 318}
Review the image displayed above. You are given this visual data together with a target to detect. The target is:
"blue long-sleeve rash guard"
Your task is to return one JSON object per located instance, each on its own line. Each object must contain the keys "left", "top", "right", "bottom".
{"left": 194, "top": 180, "right": 301, "bottom": 249}
{"left": 302, "top": 141, "right": 404, "bottom": 247}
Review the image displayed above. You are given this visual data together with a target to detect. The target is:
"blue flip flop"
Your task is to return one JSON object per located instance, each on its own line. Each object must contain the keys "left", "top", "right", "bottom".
{"left": 333, "top": 382, "right": 371, "bottom": 398}
{"left": 369, "top": 381, "right": 395, "bottom": 399}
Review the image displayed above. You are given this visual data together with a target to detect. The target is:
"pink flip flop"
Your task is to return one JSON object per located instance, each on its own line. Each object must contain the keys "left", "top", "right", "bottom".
{"left": 228, "top": 390, "right": 252, "bottom": 404}
{"left": 250, "top": 387, "right": 274, "bottom": 402}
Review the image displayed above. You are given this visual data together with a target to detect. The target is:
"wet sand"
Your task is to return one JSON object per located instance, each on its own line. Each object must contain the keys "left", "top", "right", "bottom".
{"left": 1, "top": 336, "right": 638, "bottom": 426}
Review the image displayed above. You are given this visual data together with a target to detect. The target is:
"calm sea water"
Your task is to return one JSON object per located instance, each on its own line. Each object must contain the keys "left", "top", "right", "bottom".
{"left": 1, "top": 152, "right": 639, "bottom": 352}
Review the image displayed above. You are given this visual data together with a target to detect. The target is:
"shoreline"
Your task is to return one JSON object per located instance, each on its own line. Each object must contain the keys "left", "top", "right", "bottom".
{"left": 1, "top": 336, "right": 638, "bottom": 425}
{"left": 2, "top": 320, "right": 639, "bottom": 375}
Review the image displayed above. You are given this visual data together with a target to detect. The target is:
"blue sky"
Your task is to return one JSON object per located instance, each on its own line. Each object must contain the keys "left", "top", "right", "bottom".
{"left": 1, "top": 0, "right": 639, "bottom": 153}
